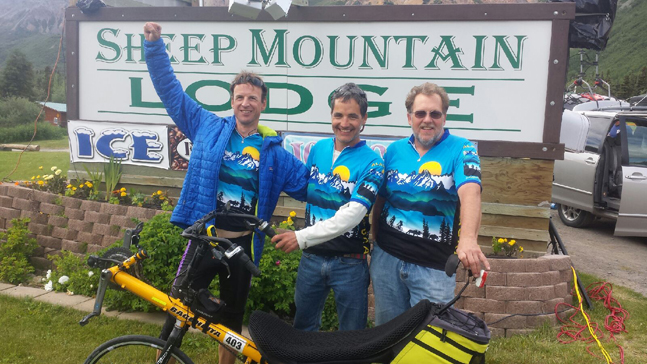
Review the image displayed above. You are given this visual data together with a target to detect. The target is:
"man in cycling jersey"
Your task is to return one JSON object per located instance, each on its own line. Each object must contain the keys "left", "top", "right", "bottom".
{"left": 143, "top": 22, "right": 308, "bottom": 364}
{"left": 272, "top": 83, "right": 384, "bottom": 331}
{"left": 370, "top": 82, "right": 490, "bottom": 325}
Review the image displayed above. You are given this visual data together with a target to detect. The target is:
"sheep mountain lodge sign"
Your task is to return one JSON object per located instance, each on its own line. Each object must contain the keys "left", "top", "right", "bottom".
{"left": 66, "top": 4, "right": 574, "bottom": 169}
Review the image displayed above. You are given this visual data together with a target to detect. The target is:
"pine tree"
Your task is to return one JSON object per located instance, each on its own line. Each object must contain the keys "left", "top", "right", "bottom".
{"left": 422, "top": 219, "right": 429, "bottom": 239}
{"left": 396, "top": 221, "right": 403, "bottom": 231}
{"left": 1, "top": 50, "right": 35, "bottom": 100}
{"left": 388, "top": 215, "right": 396, "bottom": 227}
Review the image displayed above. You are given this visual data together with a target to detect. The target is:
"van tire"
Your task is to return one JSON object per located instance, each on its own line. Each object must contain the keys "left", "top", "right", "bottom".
{"left": 557, "top": 204, "right": 595, "bottom": 228}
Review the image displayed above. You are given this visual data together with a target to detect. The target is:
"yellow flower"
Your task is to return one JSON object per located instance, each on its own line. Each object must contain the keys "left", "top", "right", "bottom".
{"left": 37, "top": 175, "right": 41, "bottom": 179}
{"left": 79, "top": 184, "right": 84, "bottom": 188}
{"left": 38, "top": 181, "right": 44, "bottom": 185}
{"left": 55, "top": 169, "right": 62, "bottom": 175}
{"left": 519, "top": 247, "right": 524, "bottom": 253}
{"left": 39, "top": 166, "right": 43, "bottom": 170}
{"left": 508, "top": 240, "right": 516, "bottom": 246}
{"left": 287, "top": 216, "right": 292, "bottom": 222}
{"left": 72, "top": 187, "right": 77, "bottom": 191}
{"left": 51, "top": 166, "right": 57, "bottom": 171}
{"left": 159, "top": 196, "right": 165, "bottom": 200}
{"left": 66, "top": 184, "right": 72, "bottom": 188}
{"left": 157, "top": 190, "right": 163, "bottom": 195}
{"left": 31, "top": 176, "right": 35, "bottom": 180}
{"left": 86, "top": 182, "right": 93, "bottom": 188}
{"left": 120, "top": 192, "right": 127, "bottom": 197}
{"left": 120, "top": 187, "right": 126, "bottom": 192}
{"left": 281, "top": 221, "right": 287, "bottom": 224}
{"left": 497, "top": 238, "right": 504, "bottom": 243}
{"left": 289, "top": 211, "right": 296, "bottom": 218}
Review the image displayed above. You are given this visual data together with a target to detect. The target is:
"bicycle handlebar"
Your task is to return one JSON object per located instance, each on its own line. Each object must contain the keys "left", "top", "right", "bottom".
{"left": 181, "top": 209, "right": 275, "bottom": 277}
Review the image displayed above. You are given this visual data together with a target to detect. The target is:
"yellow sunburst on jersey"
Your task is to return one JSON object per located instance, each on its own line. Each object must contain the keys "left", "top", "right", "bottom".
{"left": 419, "top": 161, "right": 442, "bottom": 175}
{"left": 332, "top": 165, "right": 350, "bottom": 181}
{"left": 242, "top": 146, "right": 260, "bottom": 161}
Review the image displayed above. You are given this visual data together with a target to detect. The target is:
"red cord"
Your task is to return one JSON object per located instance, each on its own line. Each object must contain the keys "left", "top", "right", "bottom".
{"left": 555, "top": 281, "right": 628, "bottom": 364}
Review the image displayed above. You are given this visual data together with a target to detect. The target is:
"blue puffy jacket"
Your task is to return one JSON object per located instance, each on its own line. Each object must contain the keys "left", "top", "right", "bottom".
{"left": 144, "top": 39, "right": 308, "bottom": 264}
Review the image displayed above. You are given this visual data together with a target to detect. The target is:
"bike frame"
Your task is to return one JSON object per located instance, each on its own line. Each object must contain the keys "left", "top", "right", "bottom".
{"left": 95, "top": 250, "right": 267, "bottom": 364}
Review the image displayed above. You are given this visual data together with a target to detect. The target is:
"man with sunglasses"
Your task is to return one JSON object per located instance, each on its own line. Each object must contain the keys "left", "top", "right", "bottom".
{"left": 143, "top": 22, "right": 308, "bottom": 364}
{"left": 370, "top": 82, "right": 490, "bottom": 325}
{"left": 271, "top": 83, "right": 384, "bottom": 331}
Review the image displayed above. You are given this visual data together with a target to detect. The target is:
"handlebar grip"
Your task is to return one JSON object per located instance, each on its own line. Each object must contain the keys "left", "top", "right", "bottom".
{"left": 244, "top": 258, "right": 262, "bottom": 277}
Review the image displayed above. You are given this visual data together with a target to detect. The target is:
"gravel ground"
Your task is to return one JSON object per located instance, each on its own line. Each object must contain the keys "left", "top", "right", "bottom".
{"left": 549, "top": 210, "right": 647, "bottom": 297}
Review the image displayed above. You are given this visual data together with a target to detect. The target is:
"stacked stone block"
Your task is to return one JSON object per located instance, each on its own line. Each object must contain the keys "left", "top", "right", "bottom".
{"left": 453, "top": 254, "right": 575, "bottom": 337}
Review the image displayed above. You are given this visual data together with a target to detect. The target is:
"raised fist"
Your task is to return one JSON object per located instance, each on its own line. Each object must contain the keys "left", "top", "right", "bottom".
{"left": 143, "top": 22, "right": 162, "bottom": 42}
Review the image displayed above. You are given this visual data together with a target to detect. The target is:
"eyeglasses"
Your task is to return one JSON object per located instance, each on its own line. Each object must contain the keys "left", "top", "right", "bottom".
{"left": 412, "top": 110, "right": 444, "bottom": 120}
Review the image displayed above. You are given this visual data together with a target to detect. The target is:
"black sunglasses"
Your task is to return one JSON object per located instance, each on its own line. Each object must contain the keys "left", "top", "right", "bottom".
{"left": 412, "top": 110, "right": 444, "bottom": 119}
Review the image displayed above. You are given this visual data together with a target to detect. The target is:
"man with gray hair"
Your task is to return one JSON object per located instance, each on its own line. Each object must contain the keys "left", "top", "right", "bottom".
{"left": 370, "top": 82, "right": 490, "bottom": 325}
{"left": 272, "top": 83, "right": 384, "bottom": 331}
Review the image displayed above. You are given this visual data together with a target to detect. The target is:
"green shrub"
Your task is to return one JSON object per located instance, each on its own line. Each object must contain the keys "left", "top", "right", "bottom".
{"left": 0, "top": 97, "right": 41, "bottom": 128}
{"left": 103, "top": 212, "right": 186, "bottom": 312}
{"left": 47, "top": 251, "right": 100, "bottom": 296}
{"left": 0, "top": 218, "right": 38, "bottom": 284}
{"left": 245, "top": 219, "right": 339, "bottom": 330}
{"left": 0, "top": 121, "right": 67, "bottom": 143}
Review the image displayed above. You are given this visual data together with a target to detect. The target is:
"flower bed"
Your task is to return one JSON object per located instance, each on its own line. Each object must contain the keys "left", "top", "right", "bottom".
{"left": 0, "top": 184, "right": 165, "bottom": 270}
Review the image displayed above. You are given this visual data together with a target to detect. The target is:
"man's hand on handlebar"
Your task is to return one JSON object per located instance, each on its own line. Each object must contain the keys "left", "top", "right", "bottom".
{"left": 456, "top": 238, "right": 490, "bottom": 278}
{"left": 143, "top": 22, "right": 161, "bottom": 42}
{"left": 271, "top": 231, "right": 300, "bottom": 254}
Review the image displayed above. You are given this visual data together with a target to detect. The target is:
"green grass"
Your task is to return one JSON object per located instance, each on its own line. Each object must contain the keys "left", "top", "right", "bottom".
{"left": 30, "top": 137, "right": 69, "bottom": 150}
{"left": 0, "top": 295, "right": 217, "bottom": 364}
{"left": 0, "top": 151, "right": 70, "bottom": 182}
{"left": 0, "top": 271, "right": 645, "bottom": 364}
{"left": 487, "top": 271, "right": 647, "bottom": 364}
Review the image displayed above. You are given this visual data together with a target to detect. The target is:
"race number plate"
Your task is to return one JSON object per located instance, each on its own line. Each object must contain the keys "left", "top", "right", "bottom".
{"left": 223, "top": 332, "right": 247, "bottom": 353}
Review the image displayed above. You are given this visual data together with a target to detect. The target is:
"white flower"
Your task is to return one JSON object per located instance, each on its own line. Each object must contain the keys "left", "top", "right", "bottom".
{"left": 51, "top": 166, "right": 57, "bottom": 171}
{"left": 46, "top": 269, "right": 52, "bottom": 279}
{"left": 90, "top": 284, "right": 93, "bottom": 289}
{"left": 55, "top": 169, "right": 62, "bottom": 176}
{"left": 58, "top": 275, "right": 70, "bottom": 284}
{"left": 44, "top": 281, "right": 53, "bottom": 291}
{"left": 87, "top": 271, "right": 94, "bottom": 277}
{"left": 44, "top": 175, "right": 54, "bottom": 181}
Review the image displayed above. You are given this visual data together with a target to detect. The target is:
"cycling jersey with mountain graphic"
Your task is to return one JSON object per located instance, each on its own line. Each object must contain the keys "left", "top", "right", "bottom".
{"left": 215, "top": 131, "right": 263, "bottom": 231}
{"left": 303, "top": 138, "right": 384, "bottom": 256}
{"left": 377, "top": 131, "right": 481, "bottom": 270}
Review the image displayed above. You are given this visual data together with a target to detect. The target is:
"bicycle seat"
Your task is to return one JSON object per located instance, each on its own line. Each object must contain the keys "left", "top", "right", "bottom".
{"left": 248, "top": 299, "right": 433, "bottom": 364}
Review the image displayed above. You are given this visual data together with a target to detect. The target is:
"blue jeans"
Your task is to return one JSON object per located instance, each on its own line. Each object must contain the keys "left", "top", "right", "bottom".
{"left": 370, "top": 243, "right": 455, "bottom": 326}
{"left": 294, "top": 252, "right": 369, "bottom": 331}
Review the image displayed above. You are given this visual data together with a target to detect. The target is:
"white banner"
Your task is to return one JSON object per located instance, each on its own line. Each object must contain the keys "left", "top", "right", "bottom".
{"left": 68, "top": 120, "right": 170, "bottom": 169}
{"left": 78, "top": 20, "right": 552, "bottom": 143}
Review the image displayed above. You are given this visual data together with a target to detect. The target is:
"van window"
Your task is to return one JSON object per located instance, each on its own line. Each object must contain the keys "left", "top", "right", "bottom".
{"left": 626, "top": 121, "right": 647, "bottom": 167}
{"left": 584, "top": 116, "right": 613, "bottom": 153}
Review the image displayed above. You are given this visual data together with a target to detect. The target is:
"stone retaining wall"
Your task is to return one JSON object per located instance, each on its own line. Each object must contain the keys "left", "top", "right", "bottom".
{"left": 0, "top": 184, "right": 164, "bottom": 270}
{"left": 453, "top": 254, "right": 575, "bottom": 337}
{"left": 2, "top": 184, "right": 575, "bottom": 336}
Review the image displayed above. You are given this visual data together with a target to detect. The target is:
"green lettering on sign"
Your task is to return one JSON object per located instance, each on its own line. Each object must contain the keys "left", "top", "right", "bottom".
{"left": 130, "top": 78, "right": 164, "bottom": 108}
{"left": 211, "top": 34, "right": 236, "bottom": 66}
{"left": 491, "top": 35, "right": 527, "bottom": 70}
{"left": 125, "top": 33, "right": 145, "bottom": 63}
{"left": 181, "top": 34, "right": 208, "bottom": 64}
{"left": 96, "top": 28, "right": 121, "bottom": 63}
{"left": 328, "top": 36, "right": 356, "bottom": 69}
{"left": 248, "top": 29, "right": 289, "bottom": 67}
{"left": 426, "top": 36, "right": 466, "bottom": 70}
{"left": 185, "top": 80, "right": 231, "bottom": 112}
{"left": 293, "top": 35, "right": 323, "bottom": 68}
{"left": 360, "top": 36, "right": 392, "bottom": 70}
{"left": 264, "top": 82, "right": 312, "bottom": 115}
{"left": 393, "top": 36, "right": 428, "bottom": 69}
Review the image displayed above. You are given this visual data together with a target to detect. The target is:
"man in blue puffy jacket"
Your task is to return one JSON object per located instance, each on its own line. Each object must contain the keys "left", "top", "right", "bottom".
{"left": 144, "top": 22, "right": 308, "bottom": 364}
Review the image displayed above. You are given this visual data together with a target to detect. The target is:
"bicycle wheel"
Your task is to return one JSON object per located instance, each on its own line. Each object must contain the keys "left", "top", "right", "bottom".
{"left": 84, "top": 335, "right": 194, "bottom": 364}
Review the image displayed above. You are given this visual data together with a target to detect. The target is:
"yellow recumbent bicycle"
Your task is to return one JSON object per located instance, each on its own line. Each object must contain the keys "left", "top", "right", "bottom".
{"left": 80, "top": 208, "right": 490, "bottom": 364}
